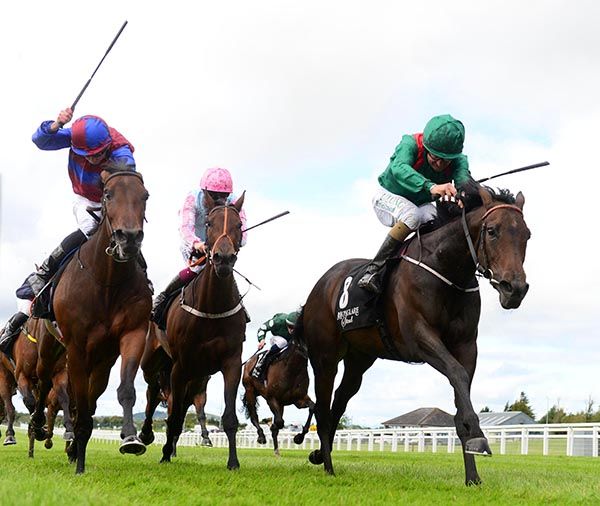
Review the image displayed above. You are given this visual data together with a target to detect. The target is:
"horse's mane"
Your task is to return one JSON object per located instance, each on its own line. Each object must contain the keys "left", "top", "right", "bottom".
{"left": 421, "top": 178, "right": 517, "bottom": 233}
{"left": 102, "top": 161, "right": 136, "bottom": 175}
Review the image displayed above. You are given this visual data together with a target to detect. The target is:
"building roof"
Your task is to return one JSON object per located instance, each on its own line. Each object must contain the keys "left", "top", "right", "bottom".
{"left": 382, "top": 407, "right": 454, "bottom": 427}
{"left": 478, "top": 411, "right": 535, "bottom": 426}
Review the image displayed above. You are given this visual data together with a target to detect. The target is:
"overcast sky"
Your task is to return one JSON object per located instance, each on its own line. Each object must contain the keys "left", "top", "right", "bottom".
{"left": 1, "top": 1, "right": 599, "bottom": 428}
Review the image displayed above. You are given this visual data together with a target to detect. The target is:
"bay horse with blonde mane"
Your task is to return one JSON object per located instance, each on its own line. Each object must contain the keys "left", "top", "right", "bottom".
{"left": 241, "top": 338, "right": 314, "bottom": 456}
{"left": 30, "top": 164, "right": 151, "bottom": 474}
{"left": 160, "top": 193, "right": 246, "bottom": 469}
{"left": 296, "top": 180, "right": 530, "bottom": 485}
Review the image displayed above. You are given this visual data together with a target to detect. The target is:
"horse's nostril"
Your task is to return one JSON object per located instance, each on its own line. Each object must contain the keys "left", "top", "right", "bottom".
{"left": 499, "top": 280, "right": 513, "bottom": 293}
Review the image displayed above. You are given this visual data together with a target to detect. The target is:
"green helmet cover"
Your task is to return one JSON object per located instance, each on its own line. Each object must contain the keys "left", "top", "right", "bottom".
{"left": 285, "top": 311, "right": 300, "bottom": 327}
{"left": 423, "top": 114, "right": 465, "bottom": 160}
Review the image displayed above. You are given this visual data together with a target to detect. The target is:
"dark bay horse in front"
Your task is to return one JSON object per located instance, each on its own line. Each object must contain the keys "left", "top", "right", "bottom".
{"left": 139, "top": 322, "right": 213, "bottom": 450}
{"left": 30, "top": 165, "right": 151, "bottom": 474}
{"left": 160, "top": 194, "right": 246, "bottom": 469}
{"left": 242, "top": 339, "right": 315, "bottom": 456}
{"left": 297, "top": 181, "right": 530, "bottom": 485}
{"left": 0, "top": 356, "right": 17, "bottom": 446}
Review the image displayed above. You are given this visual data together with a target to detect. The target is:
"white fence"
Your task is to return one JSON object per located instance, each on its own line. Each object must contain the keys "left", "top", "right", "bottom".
{"left": 86, "top": 423, "right": 600, "bottom": 457}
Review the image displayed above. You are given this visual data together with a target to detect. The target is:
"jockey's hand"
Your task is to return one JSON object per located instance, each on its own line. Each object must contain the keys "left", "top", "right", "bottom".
{"left": 430, "top": 182, "right": 457, "bottom": 199}
{"left": 50, "top": 108, "right": 73, "bottom": 132}
{"left": 258, "top": 340, "right": 266, "bottom": 350}
{"left": 192, "top": 241, "right": 206, "bottom": 256}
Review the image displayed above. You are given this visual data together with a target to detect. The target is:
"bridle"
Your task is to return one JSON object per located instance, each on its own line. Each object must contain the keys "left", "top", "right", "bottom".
{"left": 461, "top": 203, "right": 523, "bottom": 286}
{"left": 101, "top": 171, "right": 146, "bottom": 261}
{"left": 401, "top": 200, "right": 523, "bottom": 292}
{"left": 204, "top": 204, "right": 242, "bottom": 265}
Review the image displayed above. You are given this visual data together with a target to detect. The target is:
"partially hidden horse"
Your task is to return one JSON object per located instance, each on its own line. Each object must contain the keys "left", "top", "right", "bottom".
{"left": 30, "top": 165, "right": 152, "bottom": 474}
{"left": 160, "top": 194, "right": 246, "bottom": 469}
{"left": 296, "top": 181, "right": 530, "bottom": 485}
{"left": 13, "top": 317, "right": 74, "bottom": 457}
{"left": 241, "top": 339, "right": 315, "bottom": 456}
{"left": 0, "top": 355, "right": 17, "bottom": 446}
{"left": 139, "top": 322, "right": 213, "bottom": 450}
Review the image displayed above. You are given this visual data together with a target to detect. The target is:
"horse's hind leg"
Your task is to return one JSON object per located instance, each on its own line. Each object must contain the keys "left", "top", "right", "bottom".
{"left": 161, "top": 363, "right": 190, "bottom": 463}
{"left": 0, "top": 382, "right": 16, "bottom": 446}
{"left": 267, "top": 399, "right": 284, "bottom": 457}
{"left": 67, "top": 352, "right": 93, "bottom": 473}
{"left": 194, "top": 387, "right": 213, "bottom": 447}
{"left": 293, "top": 396, "right": 315, "bottom": 444}
{"left": 55, "top": 379, "right": 74, "bottom": 444}
{"left": 44, "top": 400, "right": 57, "bottom": 449}
{"left": 329, "top": 352, "right": 376, "bottom": 447}
{"left": 243, "top": 385, "right": 266, "bottom": 444}
{"left": 139, "top": 378, "right": 162, "bottom": 446}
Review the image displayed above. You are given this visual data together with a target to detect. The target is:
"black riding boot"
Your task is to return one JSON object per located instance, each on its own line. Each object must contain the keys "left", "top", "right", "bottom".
{"left": 151, "top": 274, "right": 188, "bottom": 321}
{"left": 0, "top": 312, "right": 29, "bottom": 361}
{"left": 21, "top": 229, "right": 87, "bottom": 297}
{"left": 253, "top": 347, "right": 280, "bottom": 382}
{"left": 358, "top": 222, "right": 412, "bottom": 294}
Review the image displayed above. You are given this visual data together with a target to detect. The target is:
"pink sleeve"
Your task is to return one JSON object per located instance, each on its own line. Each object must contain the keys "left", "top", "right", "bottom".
{"left": 239, "top": 207, "right": 248, "bottom": 246}
{"left": 179, "top": 193, "right": 200, "bottom": 247}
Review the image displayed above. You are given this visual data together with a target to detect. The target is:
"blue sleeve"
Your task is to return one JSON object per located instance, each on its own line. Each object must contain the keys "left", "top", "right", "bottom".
{"left": 110, "top": 145, "right": 136, "bottom": 168}
{"left": 32, "top": 121, "right": 72, "bottom": 151}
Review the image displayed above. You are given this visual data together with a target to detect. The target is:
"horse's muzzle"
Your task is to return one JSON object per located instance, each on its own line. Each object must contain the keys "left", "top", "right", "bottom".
{"left": 212, "top": 251, "right": 237, "bottom": 278}
{"left": 497, "top": 279, "right": 529, "bottom": 309}
{"left": 113, "top": 229, "right": 144, "bottom": 261}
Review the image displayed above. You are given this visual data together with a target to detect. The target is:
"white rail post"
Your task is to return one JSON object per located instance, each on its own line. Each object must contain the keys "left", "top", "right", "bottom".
{"left": 500, "top": 428, "right": 506, "bottom": 455}
{"left": 521, "top": 427, "right": 528, "bottom": 455}
{"left": 594, "top": 426, "right": 599, "bottom": 458}
{"left": 391, "top": 431, "right": 398, "bottom": 452}
{"left": 567, "top": 427, "right": 574, "bottom": 456}
{"left": 404, "top": 431, "right": 410, "bottom": 452}
{"left": 432, "top": 431, "right": 438, "bottom": 453}
{"left": 543, "top": 426, "right": 549, "bottom": 456}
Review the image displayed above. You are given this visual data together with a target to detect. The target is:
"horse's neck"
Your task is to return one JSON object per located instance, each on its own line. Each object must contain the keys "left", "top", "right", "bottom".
{"left": 82, "top": 222, "right": 137, "bottom": 285}
{"left": 194, "top": 267, "right": 238, "bottom": 311}
{"left": 411, "top": 208, "right": 484, "bottom": 285}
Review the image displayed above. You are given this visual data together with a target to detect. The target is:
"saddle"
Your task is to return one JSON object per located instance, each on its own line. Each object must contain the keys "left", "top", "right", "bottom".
{"left": 250, "top": 346, "right": 288, "bottom": 380}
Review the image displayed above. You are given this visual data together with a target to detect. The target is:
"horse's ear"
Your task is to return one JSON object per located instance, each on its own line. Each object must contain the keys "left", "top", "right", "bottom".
{"left": 203, "top": 189, "right": 216, "bottom": 210}
{"left": 100, "top": 170, "right": 111, "bottom": 183}
{"left": 515, "top": 191, "right": 525, "bottom": 210}
{"left": 233, "top": 191, "right": 245, "bottom": 212}
{"left": 478, "top": 186, "right": 493, "bottom": 208}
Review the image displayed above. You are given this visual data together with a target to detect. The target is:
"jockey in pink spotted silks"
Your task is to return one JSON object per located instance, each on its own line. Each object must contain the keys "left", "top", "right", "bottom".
{"left": 151, "top": 167, "right": 247, "bottom": 319}
{"left": 0, "top": 107, "right": 137, "bottom": 361}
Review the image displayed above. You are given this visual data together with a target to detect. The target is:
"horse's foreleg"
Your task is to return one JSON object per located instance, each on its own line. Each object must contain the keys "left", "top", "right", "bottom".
{"left": 293, "top": 396, "right": 315, "bottom": 444}
{"left": 117, "top": 333, "right": 146, "bottom": 456}
{"left": 221, "top": 358, "right": 242, "bottom": 470}
{"left": 418, "top": 332, "right": 487, "bottom": 485}
{"left": 55, "top": 378, "right": 74, "bottom": 443}
{"left": 243, "top": 385, "right": 266, "bottom": 444}
{"left": 0, "top": 385, "right": 16, "bottom": 445}
{"left": 67, "top": 351, "right": 93, "bottom": 474}
{"left": 44, "top": 398, "right": 57, "bottom": 449}
{"left": 31, "top": 353, "right": 56, "bottom": 442}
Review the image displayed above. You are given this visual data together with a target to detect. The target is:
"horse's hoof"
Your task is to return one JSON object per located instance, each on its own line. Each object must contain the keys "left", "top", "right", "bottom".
{"left": 201, "top": 438, "right": 213, "bottom": 447}
{"left": 3, "top": 436, "right": 16, "bottom": 446}
{"left": 63, "top": 431, "right": 74, "bottom": 442}
{"left": 466, "top": 476, "right": 483, "bottom": 486}
{"left": 257, "top": 435, "right": 267, "bottom": 445}
{"left": 308, "top": 450, "right": 323, "bottom": 465}
{"left": 160, "top": 456, "right": 171, "bottom": 464}
{"left": 293, "top": 434, "right": 305, "bottom": 445}
{"left": 45, "top": 439, "right": 54, "bottom": 449}
{"left": 119, "top": 435, "right": 146, "bottom": 456}
{"left": 32, "top": 426, "right": 48, "bottom": 442}
{"left": 139, "top": 431, "right": 155, "bottom": 446}
{"left": 465, "top": 437, "right": 492, "bottom": 456}
{"left": 227, "top": 461, "right": 240, "bottom": 470}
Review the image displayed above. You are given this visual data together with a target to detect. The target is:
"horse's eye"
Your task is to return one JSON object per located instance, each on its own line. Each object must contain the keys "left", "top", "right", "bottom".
{"left": 486, "top": 226, "right": 497, "bottom": 238}
{"left": 104, "top": 190, "right": 113, "bottom": 201}
{"left": 237, "top": 223, "right": 242, "bottom": 229}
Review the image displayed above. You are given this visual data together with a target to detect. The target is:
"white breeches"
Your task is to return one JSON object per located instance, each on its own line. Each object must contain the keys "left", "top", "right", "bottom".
{"left": 270, "top": 336, "right": 288, "bottom": 349}
{"left": 371, "top": 187, "right": 437, "bottom": 230}
{"left": 73, "top": 195, "right": 102, "bottom": 238}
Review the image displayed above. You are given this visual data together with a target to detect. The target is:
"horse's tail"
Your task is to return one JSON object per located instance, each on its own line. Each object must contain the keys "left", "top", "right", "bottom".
{"left": 240, "top": 390, "right": 259, "bottom": 420}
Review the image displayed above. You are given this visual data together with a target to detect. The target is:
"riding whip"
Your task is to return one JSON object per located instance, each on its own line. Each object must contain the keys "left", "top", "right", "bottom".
{"left": 62, "top": 20, "right": 128, "bottom": 122}
{"left": 477, "top": 161, "right": 549, "bottom": 183}
{"left": 241, "top": 210, "right": 290, "bottom": 233}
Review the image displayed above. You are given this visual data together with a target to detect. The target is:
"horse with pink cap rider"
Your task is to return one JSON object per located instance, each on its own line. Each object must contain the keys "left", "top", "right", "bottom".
{"left": 151, "top": 167, "right": 247, "bottom": 318}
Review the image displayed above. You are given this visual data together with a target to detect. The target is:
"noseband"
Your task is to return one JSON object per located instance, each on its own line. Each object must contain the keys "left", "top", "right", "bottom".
{"left": 462, "top": 203, "right": 524, "bottom": 285}
{"left": 101, "top": 171, "right": 146, "bottom": 261}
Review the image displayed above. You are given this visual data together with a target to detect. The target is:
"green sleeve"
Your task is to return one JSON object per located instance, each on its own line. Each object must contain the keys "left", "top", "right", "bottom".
{"left": 257, "top": 319, "right": 274, "bottom": 342}
{"left": 380, "top": 135, "right": 434, "bottom": 203}
{"left": 451, "top": 155, "right": 471, "bottom": 186}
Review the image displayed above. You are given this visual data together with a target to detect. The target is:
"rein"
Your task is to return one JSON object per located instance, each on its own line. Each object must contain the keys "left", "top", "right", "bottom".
{"left": 401, "top": 202, "right": 523, "bottom": 292}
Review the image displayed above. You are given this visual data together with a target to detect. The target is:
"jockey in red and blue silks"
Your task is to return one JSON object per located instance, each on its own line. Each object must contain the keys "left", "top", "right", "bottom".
{"left": 151, "top": 167, "right": 247, "bottom": 321}
{"left": 0, "top": 107, "right": 137, "bottom": 361}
